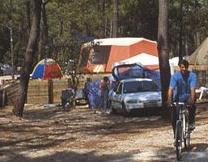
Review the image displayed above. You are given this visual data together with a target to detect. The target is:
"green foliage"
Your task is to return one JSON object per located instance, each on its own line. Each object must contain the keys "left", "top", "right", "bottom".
{"left": 0, "top": 0, "right": 208, "bottom": 72}
{"left": 119, "top": 0, "right": 158, "bottom": 39}
{"left": 169, "top": 0, "right": 208, "bottom": 57}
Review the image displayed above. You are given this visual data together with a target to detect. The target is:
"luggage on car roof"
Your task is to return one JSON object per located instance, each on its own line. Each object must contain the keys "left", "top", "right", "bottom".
{"left": 112, "top": 63, "right": 145, "bottom": 81}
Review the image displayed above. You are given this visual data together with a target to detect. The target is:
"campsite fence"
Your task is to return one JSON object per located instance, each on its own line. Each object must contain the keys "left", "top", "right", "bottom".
{"left": 27, "top": 79, "right": 70, "bottom": 104}
{"left": 190, "top": 65, "right": 208, "bottom": 87}
{"left": 1, "top": 67, "right": 208, "bottom": 107}
{"left": 1, "top": 73, "right": 110, "bottom": 106}
{"left": 174, "top": 65, "right": 208, "bottom": 102}
{"left": 173, "top": 65, "right": 208, "bottom": 87}
{"left": 1, "top": 78, "right": 71, "bottom": 106}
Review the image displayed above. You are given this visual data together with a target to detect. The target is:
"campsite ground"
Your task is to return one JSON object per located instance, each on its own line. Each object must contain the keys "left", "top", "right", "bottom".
{"left": 0, "top": 103, "right": 208, "bottom": 162}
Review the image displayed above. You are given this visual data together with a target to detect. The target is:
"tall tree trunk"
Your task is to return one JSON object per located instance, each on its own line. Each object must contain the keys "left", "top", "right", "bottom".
{"left": 112, "top": 0, "right": 118, "bottom": 37}
{"left": 157, "top": 0, "right": 170, "bottom": 114}
{"left": 38, "top": 1, "right": 49, "bottom": 61}
{"left": 100, "top": 0, "right": 107, "bottom": 37}
{"left": 185, "top": 34, "right": 188, "bottom": 57}
{"left": 26, "top": 0, "right": 31, "bottom": 33}
{"left": 42, "top": 1, "right": 49, "bottom": 57}
{"left": 179, "top": 0, "right": 184, "bottom": 61}
{"left": 194, "top": 31, "right": 200, "bottom": 47}
{"left": 38, "top": 25, "right": 44, "bottom": 61}
{"left": 13, "top": 0, "right": 42, "bottom": 117}
{"left": 193, "top": 0, "right": 201, "bottom": 49}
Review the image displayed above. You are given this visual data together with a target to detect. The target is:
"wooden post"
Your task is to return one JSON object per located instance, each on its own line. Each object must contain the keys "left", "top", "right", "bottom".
{"left": 48, "top": 79, "right": 53, "bottom": 104}
{"left": 0, "top": 88, "right": 6, "bottom": 107}
{"left": 0, "top": 89, "right": 3, "bottom": 107}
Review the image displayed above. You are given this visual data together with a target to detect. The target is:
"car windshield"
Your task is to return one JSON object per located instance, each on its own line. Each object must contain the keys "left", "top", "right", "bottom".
{"left": 123, "top": 80, "right": 159, "bottom": 93}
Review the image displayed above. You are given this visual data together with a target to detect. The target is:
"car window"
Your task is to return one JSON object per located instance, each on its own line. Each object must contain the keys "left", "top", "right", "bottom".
{"left": 123, "top": 80, "right": 159, "bottom": 93}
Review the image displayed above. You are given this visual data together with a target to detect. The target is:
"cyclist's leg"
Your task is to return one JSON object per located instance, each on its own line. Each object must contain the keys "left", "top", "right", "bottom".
{"left": 171, "top": 106, "right": 176, "bottom": 137}
{"left": 188, "top": 104, "right": 196, "bottom": 129}
{"left": 171, "top": 105, "right": 180, "bottom": 138}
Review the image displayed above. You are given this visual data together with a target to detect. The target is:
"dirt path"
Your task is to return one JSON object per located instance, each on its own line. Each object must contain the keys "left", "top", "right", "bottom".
{"left": 0, "top": 104, "right": 208, "bottom": 162}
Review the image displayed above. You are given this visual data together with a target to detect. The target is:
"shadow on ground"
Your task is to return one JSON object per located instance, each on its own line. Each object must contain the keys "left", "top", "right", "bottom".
{"left": 0, "top": 149, "right": 143, "bottom": 162}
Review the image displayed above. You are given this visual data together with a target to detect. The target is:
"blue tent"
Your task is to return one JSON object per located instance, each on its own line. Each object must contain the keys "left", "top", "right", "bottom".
{"left": 31, "top": 58, "right": 63, "bottom": 80}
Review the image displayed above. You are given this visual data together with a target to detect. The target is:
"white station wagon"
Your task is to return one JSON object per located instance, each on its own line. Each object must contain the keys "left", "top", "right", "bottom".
{"left": 109, "top": 78, "right": 162, "bottom": 115}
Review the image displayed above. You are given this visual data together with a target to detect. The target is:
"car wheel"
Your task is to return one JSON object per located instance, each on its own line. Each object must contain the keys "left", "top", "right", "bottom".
{"left": 122, "top": 102, "right": 130, "bottom": 116}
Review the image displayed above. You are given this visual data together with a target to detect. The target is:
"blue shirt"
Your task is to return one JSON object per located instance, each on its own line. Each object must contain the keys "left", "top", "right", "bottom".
{"left": 169, "top": 71, "right": 197, "bottom": 102}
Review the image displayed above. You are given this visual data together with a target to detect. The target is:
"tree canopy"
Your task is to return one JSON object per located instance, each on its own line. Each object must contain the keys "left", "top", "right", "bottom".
{"left": 0, "top": 0, "right": 207, "bottom": 73}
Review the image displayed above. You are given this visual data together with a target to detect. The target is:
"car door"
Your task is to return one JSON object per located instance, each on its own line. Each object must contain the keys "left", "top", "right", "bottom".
{"left": 112, "top": 82, "right": 123, "bottom": 110}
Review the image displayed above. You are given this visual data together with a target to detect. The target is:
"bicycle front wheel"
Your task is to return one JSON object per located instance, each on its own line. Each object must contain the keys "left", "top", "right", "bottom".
{"left": 184, "top": 133, "right": 190, "bottom": 149}
{"left": 175, "top": 120, "right": 183, "bottom": 160}
{"left": 184, "top": 110, "right": 191, "bottom": 149}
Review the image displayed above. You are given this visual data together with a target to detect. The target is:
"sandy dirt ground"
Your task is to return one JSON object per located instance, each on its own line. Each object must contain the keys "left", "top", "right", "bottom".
{"left": 0, "top": 103, "right": 208, "bottom": 162}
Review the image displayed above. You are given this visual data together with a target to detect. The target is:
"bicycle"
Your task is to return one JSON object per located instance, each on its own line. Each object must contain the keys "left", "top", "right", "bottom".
{"left": 172, "top": 102, "right": 192, "bottom": 161}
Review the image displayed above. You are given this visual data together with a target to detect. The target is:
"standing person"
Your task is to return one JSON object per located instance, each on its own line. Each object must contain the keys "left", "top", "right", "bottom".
{"left": 100, "top": 76, "right": 110, "bottom": 113}
{"left": 167, "top": 59, "right": 197, "bottom": 137}
{"left": 83, "top": 77, "right": 98, "bottom": 113}
{"left": 83, "top": 77, "right": 92, "bottom": 108}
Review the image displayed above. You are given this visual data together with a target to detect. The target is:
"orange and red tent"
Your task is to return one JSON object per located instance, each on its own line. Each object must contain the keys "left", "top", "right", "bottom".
{"left": 78, "top": 37, "right": 159, "bottom": 73}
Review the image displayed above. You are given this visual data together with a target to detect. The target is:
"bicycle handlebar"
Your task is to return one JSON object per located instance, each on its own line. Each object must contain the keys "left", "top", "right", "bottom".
{"left": 170, "top": 102, "right": 191, "bottom": 108}
{"left": 172, "top": 102, "right": 185, "bottom": 105}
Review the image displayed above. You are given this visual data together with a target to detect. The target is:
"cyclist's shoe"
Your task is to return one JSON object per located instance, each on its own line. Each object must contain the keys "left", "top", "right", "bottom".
{"left": 188, "top": 123, "right": 195, "bottom": 131}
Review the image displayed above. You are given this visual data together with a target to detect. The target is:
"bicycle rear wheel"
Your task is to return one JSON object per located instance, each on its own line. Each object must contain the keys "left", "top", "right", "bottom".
{"left": 175, "top": 120, "right": 182, "bottom": 160}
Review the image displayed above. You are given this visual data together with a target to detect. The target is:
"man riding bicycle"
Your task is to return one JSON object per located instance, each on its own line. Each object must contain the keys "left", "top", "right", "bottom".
{"left": 167, "top": 59, "right": 197, "bottom": 137}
